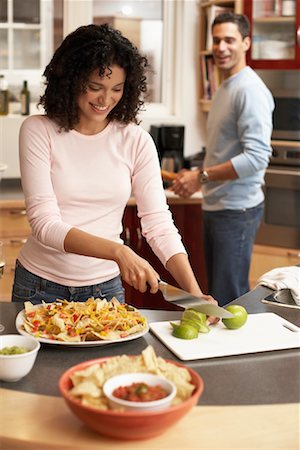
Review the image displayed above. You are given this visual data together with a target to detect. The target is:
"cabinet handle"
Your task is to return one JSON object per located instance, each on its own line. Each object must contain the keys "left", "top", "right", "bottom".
{"left": 9, "top": 239, "right": 27, "bottom": 245}
{"left": 297, "top": 26, "right": 300, "bottom": 46}
{"left": 287, "top": 251, "right": 300, "bottom": 258}
{"left": 9, "top": 209, "right": 27, "bottom": 216}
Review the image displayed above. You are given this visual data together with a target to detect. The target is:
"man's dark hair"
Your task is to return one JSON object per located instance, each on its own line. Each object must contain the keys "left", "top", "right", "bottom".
{"left": 39, "top": 24, "right": 149, "bottom": 131}
{"left": 212, "top": 12, "right": 250, "bottom": 39}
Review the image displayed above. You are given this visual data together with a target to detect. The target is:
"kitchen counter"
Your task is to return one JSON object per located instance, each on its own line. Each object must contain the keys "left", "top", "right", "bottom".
{"left": 0, "top": 391, "right": 297, "bottom": 450}
{"left": 1, "top": 285, "right": 299, "bottom": 405}
{"left": 0, "top": 285, "right": 299, "bottom": 449}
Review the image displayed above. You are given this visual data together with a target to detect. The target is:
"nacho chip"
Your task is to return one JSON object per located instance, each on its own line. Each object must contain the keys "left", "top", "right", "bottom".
{"left": 21, "top": 297, "right": 148, "bottom": 342}
{"left": 68, "top": 346, "right": 195, "bottom": 409}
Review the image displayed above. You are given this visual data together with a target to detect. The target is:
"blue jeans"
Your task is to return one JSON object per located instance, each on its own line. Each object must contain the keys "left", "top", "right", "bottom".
{"left": 12, "top": 260, "right": 125, "bottom": 304}
{"left": 203, "top": 202, "right": 264, "bottom": 306}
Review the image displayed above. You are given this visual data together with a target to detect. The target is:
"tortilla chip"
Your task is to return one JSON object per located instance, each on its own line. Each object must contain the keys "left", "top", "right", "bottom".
{"left": 21, "top": 298, "right": 147, "bottom": 342}
{"left": 68, "top": 346, "right": 195, "bottom": 409}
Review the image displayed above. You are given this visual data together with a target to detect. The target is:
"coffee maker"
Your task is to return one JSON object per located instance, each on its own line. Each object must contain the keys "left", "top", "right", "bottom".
{"left": 150, "top": 125, "right": 184, "bottom": 173}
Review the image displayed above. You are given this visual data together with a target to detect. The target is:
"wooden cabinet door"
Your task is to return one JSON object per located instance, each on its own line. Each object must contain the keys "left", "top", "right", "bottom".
{"left": 0, "top": 204, "right": 30, "bottom": 301}
{"left": 122, "top": 204, "right": 208, "bottom": 309}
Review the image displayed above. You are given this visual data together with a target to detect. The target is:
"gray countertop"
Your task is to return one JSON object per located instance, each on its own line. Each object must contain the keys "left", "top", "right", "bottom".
{"left": 1, "top": 285, "right": 299, "bottom": 406}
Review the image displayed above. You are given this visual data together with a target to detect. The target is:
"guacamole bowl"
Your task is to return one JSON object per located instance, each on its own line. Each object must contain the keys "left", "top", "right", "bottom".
{"left": 0, "top": 334, "right": 40, "bottom": 382}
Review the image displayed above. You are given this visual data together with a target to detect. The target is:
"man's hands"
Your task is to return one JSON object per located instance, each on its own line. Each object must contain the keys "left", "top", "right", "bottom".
{"left": 171, "top": 169, "right": 201, "bottom": 198}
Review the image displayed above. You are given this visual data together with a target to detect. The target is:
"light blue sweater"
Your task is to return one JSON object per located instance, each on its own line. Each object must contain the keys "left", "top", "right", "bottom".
{"left": 203, "top": 66, "right": 274, "bottom": 211}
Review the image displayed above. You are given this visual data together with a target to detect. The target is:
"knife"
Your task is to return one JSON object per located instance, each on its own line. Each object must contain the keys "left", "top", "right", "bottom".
{"left": 158, "top": 281, "right": 234, "bottom": 318}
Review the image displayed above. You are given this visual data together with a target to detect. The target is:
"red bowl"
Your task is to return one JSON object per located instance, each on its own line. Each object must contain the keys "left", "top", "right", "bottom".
{"left": 59, "top": 356, "right": 204, "bottom": 440}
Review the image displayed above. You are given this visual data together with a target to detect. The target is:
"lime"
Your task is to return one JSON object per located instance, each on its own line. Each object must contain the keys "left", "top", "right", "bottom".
{"left": 180, "top": 319, "right": 201, "bottom": 332}
{"left": 183, "top": 309, "right": 206, "bottom": 325}
{"left": 197, "top": 322, "right": 210, "bottom": 333}
{"left": 172, "top": 324, "right": 198, "bottom": 339}
{"left": 222, "top": 305, "right": 248, "bottom": 330}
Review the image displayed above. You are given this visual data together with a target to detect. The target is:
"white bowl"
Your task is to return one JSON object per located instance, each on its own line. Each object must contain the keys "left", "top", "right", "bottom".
{"left": 0, "top": 334, "right": 40, "bottom": 382}
{"left": 103, "top": 372, "right": 177, "bottom": 412}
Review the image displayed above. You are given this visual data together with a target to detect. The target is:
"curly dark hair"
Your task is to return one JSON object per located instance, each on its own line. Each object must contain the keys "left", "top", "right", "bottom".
{"left": 39, "top": 24, "right": 149, "bottom": 130}
{"left": 212, "top": 12, "right": 250, "bottom": 39}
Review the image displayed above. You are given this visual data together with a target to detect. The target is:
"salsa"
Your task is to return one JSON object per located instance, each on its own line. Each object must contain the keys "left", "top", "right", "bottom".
{"left": 113, "top": 382, "right": 169, "bottom": 402}
{"left": 0, "top": 345, "right": 29, "bottom": 355}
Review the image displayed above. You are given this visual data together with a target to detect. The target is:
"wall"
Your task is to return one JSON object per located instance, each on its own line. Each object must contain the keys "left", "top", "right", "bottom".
{"left": 179, "top": 0, "right": 207, "bottom": 157}
{"left": 1, "top": 0, "right": 208, "bottom": 178}
{"left": 139, "top": 0, "right": 207, "bottom": 158}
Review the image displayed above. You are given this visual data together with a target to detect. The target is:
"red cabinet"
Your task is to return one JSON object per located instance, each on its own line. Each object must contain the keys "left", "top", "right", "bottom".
{"left": 122, "top": 203, "right": 208, "bottom": 309}
{"left": 244, "top": 0, "right": 300, "bottom": 69}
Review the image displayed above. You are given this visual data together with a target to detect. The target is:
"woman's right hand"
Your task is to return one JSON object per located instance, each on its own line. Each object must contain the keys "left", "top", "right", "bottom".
{"left": 114, "top": 245, "right": 160, "bottom": 294}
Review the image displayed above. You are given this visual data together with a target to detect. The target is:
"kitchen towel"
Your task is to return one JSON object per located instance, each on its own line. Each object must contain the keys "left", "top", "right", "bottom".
{"left": 257, "top": 266, "right": 300, "bottom": 305}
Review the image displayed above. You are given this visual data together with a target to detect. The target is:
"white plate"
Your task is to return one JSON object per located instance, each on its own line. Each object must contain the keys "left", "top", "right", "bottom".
{"left": 15, "top": 308, "right": 149, "bottom": 347}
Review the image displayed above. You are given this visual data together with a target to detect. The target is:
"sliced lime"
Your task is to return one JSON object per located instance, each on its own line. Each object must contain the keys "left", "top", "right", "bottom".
{"left": 183, "top": 309, "right": 207, "bottom": 325}
{"left": 180, "top": 319, "right": 202, "bottom": 332}
{"left": 172, "top": 324, "right": 198, "bottom": 340}
{"left": 197, "top": 323, "right": 210, "bottom": 333}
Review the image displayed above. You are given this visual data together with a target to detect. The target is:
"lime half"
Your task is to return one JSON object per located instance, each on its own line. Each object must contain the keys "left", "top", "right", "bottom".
{"left": 172, "top": 324, "right": 198, "bottom": 340}
{"left": 183, "top": 309, "right": 206, "bottom": 324}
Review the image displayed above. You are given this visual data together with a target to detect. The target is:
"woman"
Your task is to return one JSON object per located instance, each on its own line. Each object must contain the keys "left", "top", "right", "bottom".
{"left": 12, "top": 24, "right": 213, "bottom": 306}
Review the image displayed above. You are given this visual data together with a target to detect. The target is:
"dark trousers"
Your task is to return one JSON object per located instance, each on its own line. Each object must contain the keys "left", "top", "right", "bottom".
{"left": 203, "top": 202, "right": 264, "bottom": 306}
{"left": 12, "top": 260, "right": 125, "bottom": 304}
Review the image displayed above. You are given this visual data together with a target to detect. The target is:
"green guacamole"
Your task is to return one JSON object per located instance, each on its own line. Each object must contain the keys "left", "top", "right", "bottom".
{"left": 0, "top": 345, "right": 29, "bottom": 355}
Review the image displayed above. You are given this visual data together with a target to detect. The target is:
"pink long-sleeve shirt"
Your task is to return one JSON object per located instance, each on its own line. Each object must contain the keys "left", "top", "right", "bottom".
{"left": 18, "top": 115, "right": 186, "bottom": 286}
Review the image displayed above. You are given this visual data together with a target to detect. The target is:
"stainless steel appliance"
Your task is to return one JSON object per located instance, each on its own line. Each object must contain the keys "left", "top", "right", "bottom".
{"left": 255, "top": 89, "right": 300, "bottom": 250}
{"left": 256, "top": 163, "right": 300, "bottom": 249}
{"left": 272, "top": 93, "right": 300, "bottom": 141}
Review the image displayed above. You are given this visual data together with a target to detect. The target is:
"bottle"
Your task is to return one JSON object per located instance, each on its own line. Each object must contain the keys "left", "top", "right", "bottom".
{"left": 0, "top": 74, "right": 9, "bottom": 116}
{"left": 20, "top": 80, "right": 30, "bottom": 115}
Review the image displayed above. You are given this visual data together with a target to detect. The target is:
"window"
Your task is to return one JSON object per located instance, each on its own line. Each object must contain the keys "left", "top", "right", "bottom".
{"left": 0, "top": 0, "right": 63, "bottom": 100}
{"left": 0, "top": 0, "right": 180, "bottom": 118}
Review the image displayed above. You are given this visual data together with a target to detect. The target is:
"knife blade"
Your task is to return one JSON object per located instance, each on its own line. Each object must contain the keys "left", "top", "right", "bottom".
{"left": 158, "top": 281, "right": 234, "bottom": 318}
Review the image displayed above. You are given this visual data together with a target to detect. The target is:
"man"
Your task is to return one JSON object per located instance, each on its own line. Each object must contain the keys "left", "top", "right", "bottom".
{"left": 172, "top": 13, "right": 274, "bottom": 306}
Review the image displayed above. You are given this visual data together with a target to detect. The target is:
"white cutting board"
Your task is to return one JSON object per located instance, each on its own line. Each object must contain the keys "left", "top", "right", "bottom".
{"left": 150, "top": 313, "right": 300, "bottom": 361}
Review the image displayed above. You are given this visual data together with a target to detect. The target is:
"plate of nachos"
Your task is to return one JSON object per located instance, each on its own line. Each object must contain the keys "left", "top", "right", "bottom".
{"left": 15, "top": 297, "right": 149, "bottom": 346}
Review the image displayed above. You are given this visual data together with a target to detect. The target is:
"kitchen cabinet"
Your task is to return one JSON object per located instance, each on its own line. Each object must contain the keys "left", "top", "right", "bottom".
{"left": 0, "top": 201, "right": 30, "bottom": 301}
{"left": 244, "top": 0, "right": 300, "bottom": 69}
{"left": 249, "top": 244, "right": 300, "bottom": 288}
{"left": 0, "top": 108, "right": 42, "bottom": 179}
{"left": 0, "top": 116, "right": 25, "bottom": 178}
{"left": 198, "top": 0, "right": 243, "bottom": 112}
{"left": 122, "top": 203, "right": 208, "bottom": 309}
